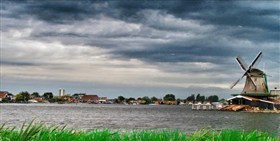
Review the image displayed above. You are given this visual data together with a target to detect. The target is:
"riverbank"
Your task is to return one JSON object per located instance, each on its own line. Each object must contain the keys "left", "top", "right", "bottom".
{"left": 0, "top": 122, "right": 278, "bottom": 141}
{"left": 247, "top": 109, "right": 280, "bottom": 114}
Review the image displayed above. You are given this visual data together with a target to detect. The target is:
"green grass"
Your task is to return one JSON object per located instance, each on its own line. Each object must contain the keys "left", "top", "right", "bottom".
{"left": 0, "top": 121, "right": 278, "bottom": 141}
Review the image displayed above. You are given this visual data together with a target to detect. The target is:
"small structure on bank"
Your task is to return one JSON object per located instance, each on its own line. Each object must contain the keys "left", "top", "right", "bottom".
{"left": 223, "top": 52, "right": 280, "bottom": 111}
{"left": 81, "top": 94, "right": 99, "bottom": 104}
{"left": 192, "top": 102, "right": 224, "bottom": 110}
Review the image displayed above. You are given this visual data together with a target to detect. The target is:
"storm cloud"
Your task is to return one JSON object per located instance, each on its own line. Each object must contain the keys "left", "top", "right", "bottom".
{"left": 1, "top": 0, "right": 279, "bottom": 98}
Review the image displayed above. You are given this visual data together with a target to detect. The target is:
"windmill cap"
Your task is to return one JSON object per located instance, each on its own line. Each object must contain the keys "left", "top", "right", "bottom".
{"left": 249, "top": 68, "right": 266, "bottom": 76}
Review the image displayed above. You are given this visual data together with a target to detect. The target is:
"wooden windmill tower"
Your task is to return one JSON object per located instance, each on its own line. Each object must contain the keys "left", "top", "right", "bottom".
{"left": 230, "top": 52, "right": 270, "bottom": 96}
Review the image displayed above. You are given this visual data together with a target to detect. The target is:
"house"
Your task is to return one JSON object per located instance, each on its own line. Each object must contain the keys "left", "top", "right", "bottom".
{"left": 226, "top": 95, "right": 280, "bottom": 110}
{"left": 0, "top": 91, "right": 13, "bottom": 102}
{"left": 32, "top": 97, "right": 43, "bottom": 103}
{"left": 98, "top": 97, "right": 107, "bottom": 104}
{"left": 67, "top": 97, "right": 75, "bottom": 103}
{"left": 163, "top": 100, "right": 177, "bottom": 105}
{"left": 270, "top": 89, "right": 280, "bottom": 99}
{"left": 81, "top": 95, "right": 99, "bottom": 103}
{"left": 0, "top": 91, "right": 8, "bottom": 101}
{"left": 152, "top": 100, "right": 163, "bottom": 105}
{"left": 128, "top": 99, "right": 146, "bottom": 104}
{"left": 72, "top": 93, "right": 86, "bottom": 102}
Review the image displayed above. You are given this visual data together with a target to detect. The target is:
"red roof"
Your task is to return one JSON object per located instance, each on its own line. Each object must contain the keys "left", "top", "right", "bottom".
{"left": 82, "top": 95, "right": 98, "bottom": 101}
{"left": 0, "top": 91, "right": 8, "bottom": 99}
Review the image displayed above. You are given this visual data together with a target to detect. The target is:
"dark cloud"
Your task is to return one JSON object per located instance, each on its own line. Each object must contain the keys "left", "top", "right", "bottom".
{"left": 2, "top": 0, "right": 279, "bottom": 97}
{"left": 112, "top": 42, "right": 237, "bottom": 64}
{"left": 31, "top": 32, "right": 89, "bottom": 38}
{"left": 5, "top": 0, "right": 279, "bottom": 42}
{"left": 2, "top": 61, "right": 37, "bottom": 66}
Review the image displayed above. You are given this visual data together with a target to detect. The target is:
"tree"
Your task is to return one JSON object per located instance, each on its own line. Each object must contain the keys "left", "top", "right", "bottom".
{"left": 151, "top": 96, "right": 158, "bottom": 102}
{"left": 1, "top": 97, "right": 10, "bottom": 103}
{"left": 196, "top": 94, "right": 205, "bottom": 103}
{"left": 186, "top": 94, "right": 195, "bottom": 102}
{"left": 164, "top": 94, "right": 175, "bottom": 101}
{"left": 43, "top": 92, "right": 53, "bottom": 100}
{"left": 117, "top": 96, "right": 125, "bottom": 103}
{"left": 15, "top": 91, "right": 30, "bottom": 102}
{"left": 200, "top": 96, "right": 205, "bottom": 103}
{"left": 142, "top": 96, "right": 151, "bottom": 104}
{"left": 31, "top": 92, "right": 40, "bottom": 98}
{"left": 54, "top": 96, "right": 69, "bottom": 103}
{"left": 207, "top": 95, "right": 219, "bottom": 102}
{"left": 196, "top": 94, "right": 201, "bottom": 101}
{"left": 126, "top": 97, "right": 135, "bottom": 103}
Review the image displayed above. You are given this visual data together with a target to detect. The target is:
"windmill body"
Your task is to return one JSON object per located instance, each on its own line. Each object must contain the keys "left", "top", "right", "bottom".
{"left": 241, "top": 68, "right": 269, "bottom": 95}
{"left": 230, "top": 52, "right": 270, "bottom": 97}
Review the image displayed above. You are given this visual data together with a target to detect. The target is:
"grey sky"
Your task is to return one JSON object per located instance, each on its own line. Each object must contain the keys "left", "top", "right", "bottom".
{"left": 1, "top": 0, "right": 279, "bottom": 99}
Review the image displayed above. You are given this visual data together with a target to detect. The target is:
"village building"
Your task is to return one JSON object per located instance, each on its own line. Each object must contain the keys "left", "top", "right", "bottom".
{"left": 163, "top": 100, "right": 177, "bottom": 105}
{"left": 98, "top": 97, "right": 108, "bottom": 104}
{"left": 0, "top": 91, "right": 8, "bottom": 101}
{"left": 152, "top": 99, "right": 163, "bottom": 105}
{"left": 31, "top": 97, "right": 44, "bottom": 103}
{"left": 67, "top": 97, "right": 75, "bottom": 103}
{"left": 270, "top": 89, "right": 280, "bottom": 100}
{"left": 81, "top": 94, "right": 99, "bottom": 103}
{"left": 227, "top": 95, "right": 278, "bottom": 110}
{"left": 128, "top": 99, "right": 146, "bottom": 105}
{"left": 0, "top": 91, "right": 14, "bottom": 102}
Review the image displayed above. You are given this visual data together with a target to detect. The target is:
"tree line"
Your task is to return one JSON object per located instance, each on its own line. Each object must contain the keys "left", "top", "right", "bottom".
{"left": 10, "top": 91, "right": 62, "bottom": 103}
{"left": 186, "top": 94, "right": 219, "bottom": 103}
{"left": 2, "top": 91, "right": 221, "bottom": 104}
{"left": 115, "top": 93, "right": 220, "bottom": 104}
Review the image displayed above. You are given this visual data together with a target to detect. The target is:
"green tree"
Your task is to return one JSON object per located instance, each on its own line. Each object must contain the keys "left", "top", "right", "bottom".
{"left": 163, "top": 94, "right": 175, "bottom": 101}
{"left": 151, "top": 96, "right": 158, "bottom": 102}
{"left": 54, "top": 96, "right": 68, "bottom": 103}
{"left": 196, "top": 94, "right": 201, "bottom": 101}
{"left": 117, "top": 96, "right": 125, "bottom": 103}
{"left": 142, "top": 96, "right": 151, "bottom": 104}
{"left": 15, "top": 91, "right": 30, "bottom": 102}
{"left": 200, "top": 96, "right": 205, "bottom": 103}
{"left": 31, "top": 92, "right": 40, "bottom": 98}
{"left": 196, "top": 94, "right": 206, "bottom": 103}
{"left": 207, "top": 95, "right": 219, "bottom": 102}
{"left": 1, "top": 97, "right": 10, "bottom": 103}
{"left": 43, "top": 92, "right": 53, "bottom": 100}
{"left": 186, "top": 94, "right": 195, "bottom": 102}
{"left": 126, "top": 97, "right": 135, "bottom": 103}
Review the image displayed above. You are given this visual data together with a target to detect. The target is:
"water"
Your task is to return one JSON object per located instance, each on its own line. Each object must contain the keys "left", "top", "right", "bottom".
{"left": 0, "top": 103, "right": 279, "bottom": 135}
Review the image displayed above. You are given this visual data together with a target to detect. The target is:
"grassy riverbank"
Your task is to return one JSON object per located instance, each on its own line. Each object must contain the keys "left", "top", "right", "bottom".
{"left": 0, "top": 122, "right": 278, "bottom": 141}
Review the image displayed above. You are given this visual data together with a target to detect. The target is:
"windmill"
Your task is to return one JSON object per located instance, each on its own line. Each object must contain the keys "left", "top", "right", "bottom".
{"left": 230, "top": 52, "right": 269, "bottom": 95}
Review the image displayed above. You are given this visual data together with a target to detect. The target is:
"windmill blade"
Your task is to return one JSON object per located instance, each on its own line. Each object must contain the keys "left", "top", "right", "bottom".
{"left": 246, "top": 74, "right": 257, "bottom": 89}
{"left": 236, "top": 56, "right": 248, "bottom": 71}
{"left": 230, "top": 73, "right": 246, "bottom": 89}
{"left": 248, "top": 52, "right": 262, "bottom": 69}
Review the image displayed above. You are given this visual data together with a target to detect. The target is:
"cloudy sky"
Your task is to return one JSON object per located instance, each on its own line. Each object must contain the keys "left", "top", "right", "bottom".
{"left": 1, "top": 0, "right": 279, "bottom": 99}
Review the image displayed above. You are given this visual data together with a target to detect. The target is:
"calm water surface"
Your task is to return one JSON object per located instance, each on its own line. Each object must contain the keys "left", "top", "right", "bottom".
{"left": 0, "top": 104, "right": 279, "bottom": 135}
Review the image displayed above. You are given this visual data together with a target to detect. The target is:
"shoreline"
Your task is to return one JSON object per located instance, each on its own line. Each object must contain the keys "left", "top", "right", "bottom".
{"left": 1, "top": 102, "right": 280, "bottom": 113}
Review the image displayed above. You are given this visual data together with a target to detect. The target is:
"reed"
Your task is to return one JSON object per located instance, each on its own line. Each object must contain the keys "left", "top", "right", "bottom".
{"left": 0, "top": 121, "right": 278, "bottom": 141}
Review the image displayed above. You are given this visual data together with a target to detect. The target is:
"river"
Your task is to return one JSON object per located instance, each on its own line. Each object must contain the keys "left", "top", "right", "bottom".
{"left": 0, "top": 103, "right": 279, "bottom": 136}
